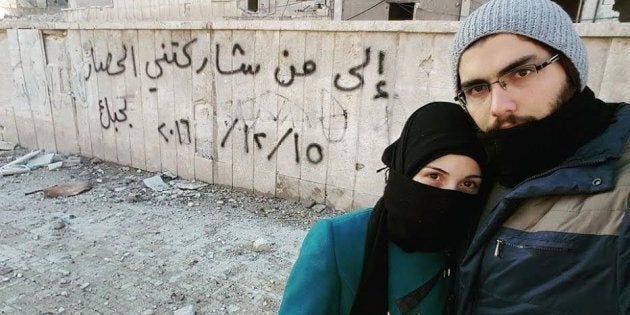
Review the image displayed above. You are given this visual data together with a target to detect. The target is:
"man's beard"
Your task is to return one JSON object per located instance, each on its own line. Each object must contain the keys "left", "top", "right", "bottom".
{"left": 477, "top": 85, "right": 614, "bottom": 187}
{"left": 486, "top": 80, "right": 575, "bottom": 132}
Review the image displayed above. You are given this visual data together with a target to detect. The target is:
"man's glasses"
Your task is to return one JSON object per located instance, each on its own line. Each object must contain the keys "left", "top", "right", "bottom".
{"left": 455, "top": 54, "right": 560, "bottom": 106}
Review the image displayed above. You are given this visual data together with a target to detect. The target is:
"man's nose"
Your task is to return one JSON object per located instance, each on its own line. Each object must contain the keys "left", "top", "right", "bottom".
{"left": 489, "top": 86, "right": 517, "bottom": 117}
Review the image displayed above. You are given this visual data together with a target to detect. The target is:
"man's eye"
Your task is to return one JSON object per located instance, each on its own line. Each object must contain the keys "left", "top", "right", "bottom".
{"left": 465, "top": 85, "right": 487, "bottom": 97}
{"left": 512, "top": 68, "right": 534, "bottom": 79}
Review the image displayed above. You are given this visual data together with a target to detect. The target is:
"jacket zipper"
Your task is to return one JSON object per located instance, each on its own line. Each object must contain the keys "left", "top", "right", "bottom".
{"left": 493, "top": 239, "right": 571, "bottom": 257}
{"left": 491, "top": 158, "right": 609, "bottom": 258}
{"left": 462, "top": 156, "right": 614, "bottom": 261}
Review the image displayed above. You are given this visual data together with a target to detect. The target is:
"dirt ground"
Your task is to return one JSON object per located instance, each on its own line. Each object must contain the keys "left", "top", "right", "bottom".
{"left": 0, "top": 148, "right": 344, "bottom": 315}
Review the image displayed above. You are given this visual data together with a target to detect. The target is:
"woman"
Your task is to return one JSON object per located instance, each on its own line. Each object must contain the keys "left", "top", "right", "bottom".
{"left": 278, "top": 102, "right": 486, "bottom": 315}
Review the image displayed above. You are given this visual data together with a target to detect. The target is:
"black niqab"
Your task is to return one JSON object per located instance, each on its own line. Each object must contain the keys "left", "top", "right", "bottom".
{"left": 350, "top": 102, "right": 485, "bottom": 315}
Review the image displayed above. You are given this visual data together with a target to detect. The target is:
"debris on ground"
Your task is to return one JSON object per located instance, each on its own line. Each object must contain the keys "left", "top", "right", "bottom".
{"left": 52, "top": 220, "right": 66, "bottom": 230}
{"left": 0, "top": 147, "right": 347, "bottom": 313}
{"left": 26, "top": 153, "right": 55, "bottom": 170}
{"left": 252, "top": 238, "right": 273, "bottom": 252}
{"left": 0, "top": 266, "right": 13, "bottom": 276}
{"left": 301, "top": 198, "right": 316, "bottom": 208}
{"left": 0, "top": 140, "right": 17, "bottom": 151}
{"left": 174, "top": 305, "right": 195, "bottom": 315}
{"left": 162, "top": 171, "right": 178, "bottom": 180}
{"left": 143, "top": 175, "right": 171, "bottom": 192}
{"left": 169, "top": 179, "right": 208, "bottom": 190}
{"left": 48, "top": 161, "right": 64, "bottom": 171}
{"left": 64, "top": 156, "right": 82, "bottom": 167}
{"left": 0, "top": 149, "right": 41, "bottom": 176}
{"left": 311, "top": 203, "right": 327, "bottom": 213}
{"left": 27, "top": 180, "right": 93, "bottom": 198}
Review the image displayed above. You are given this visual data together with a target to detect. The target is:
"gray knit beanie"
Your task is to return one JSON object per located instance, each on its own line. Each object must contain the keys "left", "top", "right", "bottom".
{"left": 451, "top": 0, "right": 588, "bottom": 93}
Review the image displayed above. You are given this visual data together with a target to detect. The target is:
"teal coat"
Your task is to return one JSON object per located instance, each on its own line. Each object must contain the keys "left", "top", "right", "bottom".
{"left": 279, "top": 208, "right": 447, "bottom": 315}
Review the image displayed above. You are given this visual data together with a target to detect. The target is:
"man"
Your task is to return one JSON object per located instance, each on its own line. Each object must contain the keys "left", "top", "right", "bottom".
{"left": 449, "top": 0, "right": 630, "bottom": 314}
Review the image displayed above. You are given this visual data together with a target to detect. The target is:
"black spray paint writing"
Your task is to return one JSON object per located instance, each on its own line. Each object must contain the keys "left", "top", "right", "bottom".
{"left": 374, "top": 51, "right": 389, "bottom": 99}
{"left": 85, "top": 45, "right": 138, "bottom": 81}
{"left": 145, "top": 38, "right": 198, "bottom": 79}
{"left": 274, "top": 50, "right": 316, "bottom": 87}
{"left": 334, "top": 48, "right": 390, "bottom": 99}
{"left": 215, "top": 43, "right": 261, "bottom": 75}
{"left": 86, "top": 39, "right": 390, "bottom": 99}
{"left": 158, "top": 119, "right": 192, "bottom": 144}
{"left": 220, "top": 119, "right": 324, "bottom": 165}
{"left": 99, "top": 97, "right": 131, "bottom": 132}
{"left": 334, "top": 47, "right": 371, "bottom": 92}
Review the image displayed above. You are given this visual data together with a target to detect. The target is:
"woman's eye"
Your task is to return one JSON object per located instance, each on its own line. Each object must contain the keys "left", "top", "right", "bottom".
{"left": 460, "top": 180, "right": 480, "bottom": 193}
{"left": 427, "top": 173, "right": 440, "bottom": 180}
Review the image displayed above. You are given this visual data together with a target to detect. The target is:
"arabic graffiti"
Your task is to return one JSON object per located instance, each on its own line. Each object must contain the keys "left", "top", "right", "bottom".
{"left": 145, "top": 39, "right": 198, "bottom": 79}
{"left": 98, "top": 97, "right": 131, "bottom": 132}
{"left": 215, "top": 43, "right": 261, "bottom": 75}
{"left": 85, "top": 45, "right": 138, "bottom": 81}
{"left": 374, "top": 51, "right": 389, "bottom": 99}
{"left": 85, "top": 39, "right": 391, "bottom": 98}
{"left": 334, "top": 47, "right": 371, "bottom": 92}
{"left": 86, "top": 38, "right": 200, "bottom": 82}
{"left": 219, "top": 121, "right": 324, "bottom": 165}
{"left": 306, "top": 143, "right": 323, "bottom": 164}
{"left": 214, "top": 90, "right": 351, "bottom": 165}
{"left": 274, "top": 50, "right": 316, "bottom": 87}
{"left": 333, "top": 48, "right": 390, "bottom": 99}
{"left": 158, "top": 119, "right": 192, "bottom": 144}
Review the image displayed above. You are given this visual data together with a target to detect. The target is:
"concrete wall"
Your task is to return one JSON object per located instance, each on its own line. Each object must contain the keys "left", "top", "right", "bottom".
{"left": 0, "top": 21, "right": 629, "bottom": 210}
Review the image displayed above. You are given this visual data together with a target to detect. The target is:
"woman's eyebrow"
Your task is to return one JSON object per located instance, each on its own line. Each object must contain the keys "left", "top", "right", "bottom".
{"left": 425, "top": 166, "right": 448, "bottom": 174}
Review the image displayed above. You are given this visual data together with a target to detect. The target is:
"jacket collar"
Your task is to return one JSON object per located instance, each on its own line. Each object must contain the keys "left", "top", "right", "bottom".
{"left": 505, "top": 103, "right": 629, "bottom": 199}
{"left": 463, "top": 103, "right": 629, "bottom": 262}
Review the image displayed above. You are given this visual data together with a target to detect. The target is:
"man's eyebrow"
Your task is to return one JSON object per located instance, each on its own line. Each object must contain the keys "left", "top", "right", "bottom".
{"left": 460, "top": 54, "right": 538, "bottom": 89}
{"left": 496, "top": 54, "right": 538, "bottom": 77}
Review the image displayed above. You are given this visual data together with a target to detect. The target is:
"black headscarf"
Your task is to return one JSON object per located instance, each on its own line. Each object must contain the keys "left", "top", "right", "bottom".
{"left": 350, "top": 102, "right": 486, "bottom": 314}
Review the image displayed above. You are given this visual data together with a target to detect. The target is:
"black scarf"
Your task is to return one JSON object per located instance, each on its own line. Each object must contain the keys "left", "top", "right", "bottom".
{"left": 350, "top": 102, "right": 485, "bottom": 315}
{"left": 385, "top": 170, "right": 482, "bottom": 253}
{"left": 479, "top": 87, "right": 617, "bottom": 187}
